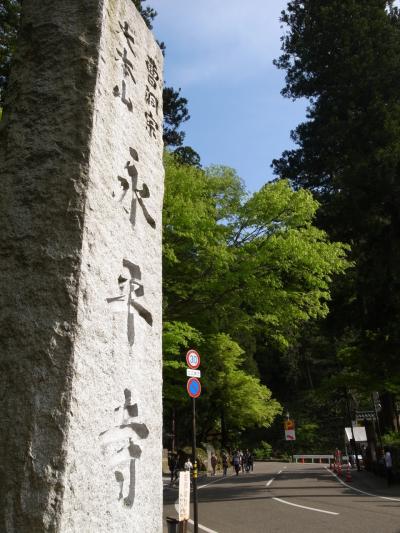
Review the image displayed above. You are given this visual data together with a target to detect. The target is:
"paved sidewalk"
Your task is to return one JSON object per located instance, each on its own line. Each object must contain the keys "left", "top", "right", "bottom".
{"left": 330, "top": 466, "right": 400, "bottom": 498}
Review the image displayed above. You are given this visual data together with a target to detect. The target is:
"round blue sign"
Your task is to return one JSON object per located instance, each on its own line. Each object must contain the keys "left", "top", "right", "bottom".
{"left": 187, "top": 377, "right": 201, "bottom": 398}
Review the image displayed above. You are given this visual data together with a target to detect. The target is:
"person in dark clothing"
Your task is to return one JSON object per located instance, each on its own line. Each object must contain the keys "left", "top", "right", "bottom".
{"left": 244, "top": 449, "right": 253, "bottom": 472}
{"left": 169, "top": 453, "right": 179, "bottom": 484}
{"left": 222, "top": 451, "right": 229, "bottom": 476}
{"left": 233, "top": 452, "right": 240, "bottom": 475}
{"left": 211, "top": 453, "right": 218, "bottom": 476}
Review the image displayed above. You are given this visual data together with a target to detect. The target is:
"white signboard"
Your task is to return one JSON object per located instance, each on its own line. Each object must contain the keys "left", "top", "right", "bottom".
{"left": 186, "top": 369, "right": 201, "bottom": 378}
{"left": 285, "top": 429, "right": 296, "bottom": 441}
{"left": 178, "top": 471, "right": 191, "bottom": 521}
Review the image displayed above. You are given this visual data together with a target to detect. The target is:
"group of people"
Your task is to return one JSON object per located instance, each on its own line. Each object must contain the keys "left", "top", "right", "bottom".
{"left": 213, "top": 449, "right": 255, "bottom": 476}
{"left": 230, "top": 449, "right": 254, "bottom": 476}
{"left": 168, "top": 449, "right": 254, "bottom": 482}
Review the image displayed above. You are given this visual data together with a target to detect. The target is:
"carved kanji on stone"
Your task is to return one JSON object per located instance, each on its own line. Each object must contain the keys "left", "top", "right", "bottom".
{"left": 99, "top": 389, "right": 149, "bottom": 507}
{"left": 145, "top": 55, "right": 160, "bottom": 90}
{"left": 113, "top": 147, "right": 156, "bottom": 229}
{"left": 113, "top": 24, "right": 137, "bottom": 111}
{"left": 119, "top": 21, "right": 136, "bottom": 57}
{"left": 116, "top": 48, "right": 136, "bottom": 84}
{"left": 144, "top": 111, "right": 159, "bottom": 139}
{"left": 145, "top": 85, "right": 159, "bottom": 115}
{"left": 106, "top": 259, "right": 153, "bottom": 346}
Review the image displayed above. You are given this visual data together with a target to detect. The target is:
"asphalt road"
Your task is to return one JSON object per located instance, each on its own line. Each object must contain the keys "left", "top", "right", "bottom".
{"left": 163, "top": 462, "right": 400, "bottom": 533}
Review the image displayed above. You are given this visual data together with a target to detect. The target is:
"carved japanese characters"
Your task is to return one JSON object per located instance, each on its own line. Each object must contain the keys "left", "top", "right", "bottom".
{"left": 100, "top": 389, "right": 149, "bottom": 507}
{"left": 106, "top": 259, "right": 153, "bottom": 346}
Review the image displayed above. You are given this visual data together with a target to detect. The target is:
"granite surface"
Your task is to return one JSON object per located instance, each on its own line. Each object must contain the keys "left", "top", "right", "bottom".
{"left": 0, "top": 1, "right": 163, "bottom": 531}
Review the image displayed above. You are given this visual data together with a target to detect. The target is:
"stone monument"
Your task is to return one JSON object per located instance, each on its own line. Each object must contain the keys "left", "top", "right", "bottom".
{"left": 0, "top": 1, "right": 164, "bottom": 531}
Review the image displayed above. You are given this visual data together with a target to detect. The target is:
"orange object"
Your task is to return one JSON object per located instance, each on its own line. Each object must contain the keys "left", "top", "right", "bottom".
{"left": 284, "top": 419, "right": 295, "bottom": 431}
{"left": 301, "top": 456, "right": 304, "bottom": 464}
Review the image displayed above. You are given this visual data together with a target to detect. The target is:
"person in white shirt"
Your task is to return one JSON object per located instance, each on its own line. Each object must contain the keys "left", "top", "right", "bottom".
{"left": 184, "top": 457, "right": 193, "bottom": 472}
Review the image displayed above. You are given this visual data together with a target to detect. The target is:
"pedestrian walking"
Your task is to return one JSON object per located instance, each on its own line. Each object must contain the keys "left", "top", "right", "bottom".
{"left": 222, "top": 451, "right": 229, "bottom": 476}
{"left": 184, "top": 457, "right": 193, "bottom": 472}
{"left": 168, "top": 452, "right": 179, "bottom": 484}
{"left": 211, "top": 453, "right": 217, "bottom": 476}
{"left": 247, "top": 450, "right": 254, "bottom": 472}
{"left": 233, "top": 452, "right": 240, "bottom": 476}
{"left": 384, "top": 447, "right": 393, "bottom": 486}
{"left": 243, "top": 450, "right": 249, "bottom": 472}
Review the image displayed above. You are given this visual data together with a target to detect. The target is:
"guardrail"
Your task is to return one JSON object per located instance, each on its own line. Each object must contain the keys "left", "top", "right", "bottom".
{"left": 293, "top": 455, "right": 334, "bottom": 464}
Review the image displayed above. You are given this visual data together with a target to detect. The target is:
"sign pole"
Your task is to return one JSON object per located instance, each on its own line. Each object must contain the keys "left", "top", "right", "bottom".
{"left": 192, "top": 396, "right": 199, "bottom": 533}
{"left": 344, "top": 387, "right": 361, "bottom": 471}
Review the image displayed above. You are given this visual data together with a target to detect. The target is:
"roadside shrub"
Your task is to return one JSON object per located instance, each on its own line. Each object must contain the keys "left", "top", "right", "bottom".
{"left": 253, "top": 441, "right": 272, "bottom": 460}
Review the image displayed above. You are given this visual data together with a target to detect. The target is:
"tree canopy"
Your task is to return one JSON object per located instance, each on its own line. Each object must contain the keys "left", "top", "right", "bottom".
{"left": 162, "top": 153, "right": 349, "bottom": 445}
{"left": 272, "top": 0, "right": 400, "bottom": 431}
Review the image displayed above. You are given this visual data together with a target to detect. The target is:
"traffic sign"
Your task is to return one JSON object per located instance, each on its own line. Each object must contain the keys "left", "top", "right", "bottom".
{"left": 285, "top": 429, "right": 296, "bottom": 441}
{"left": 187, "top": 369, "right": 201, "bottom": 378}
{"left": 284, "top": 419, "right": 295, "bottom": 431}
{"left": 186, "top": 349, "right": 201, "bottom": 369}
{"left": 187, "top": 377, "right": 201, "bottom": 398}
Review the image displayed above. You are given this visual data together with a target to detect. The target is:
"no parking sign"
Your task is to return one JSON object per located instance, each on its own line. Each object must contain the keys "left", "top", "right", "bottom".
{"left": 187, "top": 377, "right": 201, "bottom": 398}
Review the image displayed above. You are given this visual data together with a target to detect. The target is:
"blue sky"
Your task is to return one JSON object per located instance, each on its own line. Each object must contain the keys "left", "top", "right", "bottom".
{"left": 150, "top": 0, "right": 307, "bottom": 192}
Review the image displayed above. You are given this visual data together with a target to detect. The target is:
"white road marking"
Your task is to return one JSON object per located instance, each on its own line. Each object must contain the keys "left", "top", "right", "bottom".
{"left": 272, "top": 497, "right": 339, "bottom": 516}
{"left": 266, "top": 478, "right": 275, "bottom": 487}
{"left": 198, "top": 473, "right": 235, "bottom": 489}
{"left": 325, "top": 467, "right": 400, "bottom": 502}
{"left": 187, "top": 518, "right": 218, "bottom": 533}
{"left": 277, "top": 470, "right": 283, "bottom": 475}
{"left": 174, "top": 502, "right": 218, "bottom": 533}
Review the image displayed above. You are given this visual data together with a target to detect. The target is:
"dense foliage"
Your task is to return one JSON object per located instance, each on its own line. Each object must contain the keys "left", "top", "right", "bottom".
{"left": 162, "top": 154, "right": 349, "bottom": 447}
{"left": 273, "top": 0, "right": 400, "bottom": 435}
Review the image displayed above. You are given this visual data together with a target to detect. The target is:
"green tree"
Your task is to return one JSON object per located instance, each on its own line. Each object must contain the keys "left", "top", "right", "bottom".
{"left": 172, "top": 146, "right": 201, "bottom": 168}
{"left": 201, "top": 334, "right": 282, "bottom": 447}
{"left": 273, "top": 0, "right": 400, "bottom": 427}
{"left": 162, "top": 324, "right": 281, "bottom": 448}
{"left": 132, "top": 0, "right": 157, "bottom": 29}
{"left": 162, "top": 86, "right": 190, "bottom": 147}
{"left": 162, "top": 154, "right": 350, "bottom": 447}
{"left": 164, "top": 154, "right": 349, "bottom": 348}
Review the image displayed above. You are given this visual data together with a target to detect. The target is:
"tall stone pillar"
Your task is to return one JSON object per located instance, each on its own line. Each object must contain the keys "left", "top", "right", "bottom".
{"left": 0, "top": 1, "right": 164, "bottom": 532}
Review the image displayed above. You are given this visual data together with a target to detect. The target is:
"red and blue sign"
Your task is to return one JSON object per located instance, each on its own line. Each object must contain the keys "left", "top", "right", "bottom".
{"left": 186, "top": 349, "right": 201, "bottom": 370}
{"left": 187, "top": 377, "right": 201, "bottom": 398}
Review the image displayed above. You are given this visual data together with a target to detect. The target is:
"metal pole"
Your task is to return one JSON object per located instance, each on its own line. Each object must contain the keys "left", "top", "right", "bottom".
{"left": 172, "top": 408, "right": 176, "bottom": 454}
{"left": 344, "top": 388, "right": 360, "bottom": 471}
{"left": 192, "top": 397, "right": 198, "bottom": 533}
{"left": 286, "top": 411, "right": 294, "bottom": 462}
